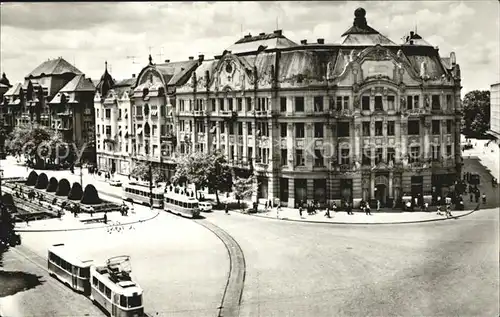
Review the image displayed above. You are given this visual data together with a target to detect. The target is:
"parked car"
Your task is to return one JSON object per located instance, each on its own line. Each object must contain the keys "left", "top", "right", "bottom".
{"left": 108, "top": 179, "right": 122, "bottom": 187}
{"left": 199, "top": 202, "right": 213, "bottom": 212}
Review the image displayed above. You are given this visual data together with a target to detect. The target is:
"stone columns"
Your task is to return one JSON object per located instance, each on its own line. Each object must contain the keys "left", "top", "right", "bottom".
{"left": 424, "top": 118, "right": 431, "bottom": 160}
{"left": 251, "top": 121, "right": 257, "bottom": 161}
{"left": 243, "top": 122, "right": 249, "bottom": 163}
{"left": 354, "top": 122, "right": 360, "bottom": 162}
{"left": 370, "top": 173, "right": 375, "bottom": 199}
{"left": 305, "top": 122, "right": 313, "bottom": 168}
{"left": 399, "top": 119, "right": 407, "bottom": 159}
{"left": 225, "top": 121, "right": 230, "bottom": 158}
{"left": 307, "top": 179, "right": 314, "bottom": 202}
{"left": 288, "top": 178, "right": 295, "bottom": 207}
{"left": 215, "top": 121, "right": 221, "bottom": 151}
{"left": 287, "top": 123, "right": 294, "bottom": 166}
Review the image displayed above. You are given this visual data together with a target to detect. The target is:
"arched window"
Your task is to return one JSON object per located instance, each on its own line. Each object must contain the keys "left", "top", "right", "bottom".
{"left": 144, "top": 122, "right": 151, "bottom": 136}
{"left": 142, "top": 88, "right": 149, "bottom": 98}
{"left": 143, "top": 103, "right": 149, "bottom": 116}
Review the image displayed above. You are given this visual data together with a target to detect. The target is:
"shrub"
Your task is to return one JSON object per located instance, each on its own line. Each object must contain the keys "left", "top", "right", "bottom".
{"left": 26, "top": 171, "right": 38, "bottom": 186}
{"left": 1, "top": 193, "right": 17, "bottom": 213}
{"left": 55, "top": 178, "right": 71, "bottom": 196}
{"left": 46, "top": 177, "right": 58, "bottom": 192}
{"left": 68, "top": 182, "right": 83, "bottom": 200}
{"left": 34, "top": 173, "right": 48, "bottom": 189}
{"left": 81, "top": 184, "right": 101, "bottom": 205}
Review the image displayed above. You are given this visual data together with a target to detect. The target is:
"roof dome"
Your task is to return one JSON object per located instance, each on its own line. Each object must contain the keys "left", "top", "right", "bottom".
{"left": 96, "top": 61, "right": 115, "bottom": 97}
{"left": 0, "top": 73, "right": 11, "bottom": 87}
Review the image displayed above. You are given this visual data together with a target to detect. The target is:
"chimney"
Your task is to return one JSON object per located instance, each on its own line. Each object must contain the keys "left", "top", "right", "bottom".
{"left": 273, "top": 29, "right": 283, "bottom": 36}
{"left": 189, "top": 56, "right": 194, "bottom": 60}
{"left": 259, "top": 32, "right": 266, "bottom": 36}
{"left": 244, "top": 34, "right": 252, "bottom": 39}
{"left": 198, "top": 54, "right": 204, "bottom": 62}
{"left": 410, "top": 31, "right": 415, "bottom": 38}
{"left": 165, "top": 59, "right": 170, "bottom": 63}
{"left": 300, "top": 39, "right": 307, "bottom": 45}
{"left": 132, "top": 74, "right": 136, "bottom": 78}
{"left": 317, "top": 38, "right": 324, "bottom": 44}
{"left": 409, "top": 40, "right": 414, "bottom": 45}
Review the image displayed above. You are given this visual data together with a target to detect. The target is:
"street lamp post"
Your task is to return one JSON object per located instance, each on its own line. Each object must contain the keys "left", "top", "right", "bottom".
{"left": 149, "top": 160, "right": 153, "bottom": 209}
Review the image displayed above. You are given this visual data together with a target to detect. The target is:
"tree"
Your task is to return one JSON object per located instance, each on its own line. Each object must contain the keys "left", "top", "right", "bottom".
{"left": 6, "top": 124, "right": 65, "bottom": 168}
{"left": 1, "top": 193, "right": 17, "bottom": 214}
{"left": 46, "top": 177, "right": 58, "bottom": 192}
{"left": 81, "top": 184, "right": 101, "bottom": 205}
{"left": 56, "top": 178, "right": 70, "bottom": 196}
{"left": 0, "top": 199, "right": 18, "bottom": 248}
{"left": 461, "top": 90, "right": 491, "bottom": 137}
{"left": 34, "top": 173, "right": 48, "bottom": 189}
{"left": 26, "top": 171, "right": 38, "bottom": 186}
{"left": 232, "top": 175, "right": 257, "bottom": 208}
{"left": 68, "top": 182, "right": 83, "bottom": 200}
{"left": 172, "top": 149, "right": 232, "bottom": 204}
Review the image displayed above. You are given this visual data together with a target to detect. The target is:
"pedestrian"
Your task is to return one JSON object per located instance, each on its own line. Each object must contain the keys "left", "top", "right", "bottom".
{"left": 482, "top": 193, "right": 486, "bottom": 204}
{"left": 332, "top": 202, "right": 337, "bottom": 217}
{"left": 325, "top": 206, "right": 331, "bottom": 218}
{"left": 469, "top": 191, "right": 473, "bottom": 202}
{"left": 446, "top": 204, "right": 452, "bottom": 218}
{"left": 103, "top": 212, "right": 108, "bottom": 224}
{"left": 365, "top": 204, "right": 371, "bottom": 215}
{"left": 423, "top": 202, "right": 429, "bottom": 212}
{"left": 276, "top": 204, "right": 280, "bottom": 219}
{"left": 347, "top": 202, "right": 353, "bottom": 215}
{"left": 475, "top": 191, "right": 480, "bottom": 203}
{"left": 299, "top": 206, "right": 303, "bottom": 218}
{"left": 264, "top": 200, "right": 268, "bottom": 211}
{"left": 225, "top": 203, "right": 229, "bottom": 215}
{"left": 89, "top": 206, "right": 94, "bottom": 217}
{"left": 376, "top": 200, "right": 380, "bottom": 212}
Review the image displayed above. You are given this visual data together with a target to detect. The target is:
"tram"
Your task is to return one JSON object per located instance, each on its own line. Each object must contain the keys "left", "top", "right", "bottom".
{"left": 47, "top": 244, "right": 144, "bottom": 317}
{"left": 163, "top": 185, "right": 200, "bottom": 218}
{"left": 47, "top": 243, "right": 93, "bottom": 294}
{"left": 122, "top": 181, "right": 164, "bottom": 208}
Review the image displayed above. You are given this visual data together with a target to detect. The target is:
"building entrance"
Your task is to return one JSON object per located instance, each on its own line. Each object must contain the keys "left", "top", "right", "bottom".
{"left": 375, "top": 184, "right": 387, "bottom": 205}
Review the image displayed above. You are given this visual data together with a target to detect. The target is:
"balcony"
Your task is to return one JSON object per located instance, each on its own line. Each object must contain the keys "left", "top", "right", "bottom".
{"left": 221, "top": 110, "right": 238, "bottom": 121}
{"left": 193, "top": 110, "right": 208, "bottom": 117}
{"left": 331, "top": 109, "right": 353, "bottom": 118}
{"left": 253, "top": 110, "right": 270, "bottom": 117}
{"left": 56, "top": 110, "right": 72, "bottom": 116}
{"left": 254, "top": 162, "right": 269, "bottom": 171}
{"left": 406, "top": 108, "right": 429, "bottom": 117}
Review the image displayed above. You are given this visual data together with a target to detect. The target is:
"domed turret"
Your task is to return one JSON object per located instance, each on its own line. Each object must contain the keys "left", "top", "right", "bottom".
{"left": 0, "top": 73, "right": 11, "bottom": 87}
{"left": 95, "top": 61, "right": 115, "bottom": 97}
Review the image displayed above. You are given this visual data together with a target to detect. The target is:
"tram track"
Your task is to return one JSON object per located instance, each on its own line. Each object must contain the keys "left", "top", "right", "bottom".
{"left": 194, "top": 219, "right": 246, "bottom": 317}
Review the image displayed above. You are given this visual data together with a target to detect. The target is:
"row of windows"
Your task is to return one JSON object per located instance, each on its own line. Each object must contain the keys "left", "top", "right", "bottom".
{"left": 91, "top": 275, "right": 142, "bottom": 308}
{"left": 177, "top": 93, "right": 454, "bottom": 114}
{"left": 124, "top": 187, "right": 163, "bottom": 199}
{"left": 165, "top": 197, "right": 198, "bottom": 209}
{"left": 92, "top": 276, "right": 112, "bottom": 300}
{"left": 48, "top": 252, "right": 89, "bottom": 278}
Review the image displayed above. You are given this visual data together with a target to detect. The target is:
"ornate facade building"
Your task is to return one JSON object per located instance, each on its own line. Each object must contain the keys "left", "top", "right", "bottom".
{"left": 174, "top": 8, "right": 463, "bottom": 207}
{"left": 489, "top": 82, "right": 500, "bottom": 140}
{"left": 1, "top": 57, "right": 96, "bottom": 162}
{"left": 94, "top": 63, "right": 136, "bottom": 174}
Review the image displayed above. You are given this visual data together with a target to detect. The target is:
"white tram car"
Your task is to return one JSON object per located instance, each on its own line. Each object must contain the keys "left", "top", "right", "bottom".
{"left": 122, "top": 181, "right": 164, "bottom": 208}
{"left": 163, "top": 186, "right": 200, "bottom": 218}
{"left": 47, "top": 244, "right": 144, "bottom": 317}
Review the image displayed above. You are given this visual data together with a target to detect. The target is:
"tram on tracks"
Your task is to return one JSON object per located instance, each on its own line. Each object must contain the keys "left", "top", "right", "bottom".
{"left": 48, "top": 244, "right": 144, "bottom": 317}
{"left": 122, "top": 181, "right": 164, "bottom": 208}
{"left": 163, "top": 185, "right": 200, "bottom": 218}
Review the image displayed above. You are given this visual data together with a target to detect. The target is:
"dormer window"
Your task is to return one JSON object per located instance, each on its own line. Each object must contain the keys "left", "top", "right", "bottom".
{"left": 142, "top": 88, "right": 149, "bottom": 98}
{"left": 158, "top": 87, "right": 165, "bottom": 97}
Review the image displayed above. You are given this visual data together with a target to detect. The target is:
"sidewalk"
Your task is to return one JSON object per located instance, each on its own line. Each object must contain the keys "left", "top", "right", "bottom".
{"left": 14, "top": 206, "right": 159, "bottom": 232}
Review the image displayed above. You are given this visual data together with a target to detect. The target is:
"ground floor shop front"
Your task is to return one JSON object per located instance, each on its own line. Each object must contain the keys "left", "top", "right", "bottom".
{"left": 97, "top": 153, "right": 131, "bottom": 175}
{"left": 254, "top": 169, "right": 458, "bottom": 208}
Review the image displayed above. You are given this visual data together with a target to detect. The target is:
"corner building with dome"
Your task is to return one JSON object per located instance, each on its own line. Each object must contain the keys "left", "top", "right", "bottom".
{"left": 148, "top": 8, "right": 463, "bottom": 208}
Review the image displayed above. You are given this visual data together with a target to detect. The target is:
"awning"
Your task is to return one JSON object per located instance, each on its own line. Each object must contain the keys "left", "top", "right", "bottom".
{"left": 136, "top": 128, "right": 143, "bottom": 135}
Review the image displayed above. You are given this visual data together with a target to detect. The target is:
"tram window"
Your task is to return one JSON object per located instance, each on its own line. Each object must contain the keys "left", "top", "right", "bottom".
{"left": 105, "top": 287, "right": 111, "bottom": 299}
{"left": 183, "top": 202, "right": 187, "bottom": 208}
{"left": 80, "top": 267, "right": 89, "bottom": 278}
{"left": 128, "top": 295, "right": 142, "bottom": 308}
{"left": 194, "top": 203, "right": 198, "bottom": 208}
{"left": 93, "top": 276, "right": 98, "bottom": 286}
{"left": 120, "top": 295, "right": 127, "bottom": 307}
{"left": 55, "top": 256, "right": 61, "bottom": 266}
{"left": 99, "top": 281, "right": 105, "bottom": 293}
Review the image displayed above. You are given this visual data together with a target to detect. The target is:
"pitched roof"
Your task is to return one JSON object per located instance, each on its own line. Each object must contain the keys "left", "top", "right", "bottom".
{"left": 27, "top": 57, "right": 83, "bottom": 78}
{"left": 403, "top": 32, "right": 433, "bottom": 47}
{"left": 115, "top": 78, "right": 136, "bottom": 87}
{"left": 60, "top": 74, "right": 96, "bottom": 92}
{"left": 339, "top": 8, "right": 395, "bottom": 45}
{"left": 155, "top": 60, "right": 199, "bottom": 86}
{"left": 5, "top": 83, "right": 22, "bottom": 96}
{"left": 226, "top": 31, "right": 298, "bottom": 55}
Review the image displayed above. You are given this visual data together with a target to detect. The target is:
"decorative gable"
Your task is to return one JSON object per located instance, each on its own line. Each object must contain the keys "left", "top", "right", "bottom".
{"left": 209, "top": 54, "right": 253, "bottom": 93}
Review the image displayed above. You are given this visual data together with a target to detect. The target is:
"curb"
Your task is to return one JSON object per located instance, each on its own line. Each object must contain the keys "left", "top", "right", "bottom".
{"left": 14, "top": 210, "right": 161, "bottom": 233}
{"left": 243, "top": 204, "right": 481, "bottom": 225}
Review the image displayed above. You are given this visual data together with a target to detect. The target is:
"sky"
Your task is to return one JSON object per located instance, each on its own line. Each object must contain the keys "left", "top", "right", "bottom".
{"left": 1, "top": 1, "right": 499, "bottom": 94}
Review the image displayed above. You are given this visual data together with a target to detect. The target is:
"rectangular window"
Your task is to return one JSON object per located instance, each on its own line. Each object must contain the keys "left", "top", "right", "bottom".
{"left": 387, "top": 121, "right": 395, "bottom": 136}
{"left": 362, "top": 96, "right": 370, "bottom": 111}
{"left": 337, "top": 122, "right": 350, "bottom": 137}
{"left": 280, "top": 123, "right": 287, "bottom": 137}
{"left": 219, "top": 98, "right": 225, "bottom": 111}
{"left": 295, "top": 123, "right": 305, "bottom": 138}
{"left": 375, "top": 147, "right": 383, "bottom": 164}
{"left": 407, "top": 96, "right": 413, "bottom": 110}
{"left": 248, "top": 147, "right": 253, "bottom": 161}
{"left": 295, "top": 149, "right": 304, "bottom": 166}
{"left": 343, "top": 96, "right": 349, "bottom": 109}
{"left": 106, "top": 125, "right": 111, "bottom": 136}
{"left": 247, "top": 122, "right": 252, "bottom": 135}
{"left": 295, "top": 97, "right": 304, "bottom": 112}
{"left": 336, "top": 96, "right": 343, "bottom": 110}
{"left": 375, "top": 121, "right": 383, "bottom": 136}
{"left": 314, "top": 96, "right": 323, "bottom": 112}
{"left": 432, "top": 145, "right": 441, "bottom": 161}
{"left": 211, "top": 99, "right": 216, "bottom": 112}
{"left": 98, "top": 281, "right": 105, "bottom": 293}
{"left": 105, "top": 109, "right": 111, "bottom": 119}
{"left": 105, "top": 287, "right": 111, "bottom": 299}
{"left": 374, "top": 96, "right": 383, "bottom": 111}
{"left": 446, "top": 94, "right": 452, "bottom": 109}
{"left": 237, "top": 122, "right": 243, "bottom": 135}
{"left": 229, "top": 123, "right": 234, "bottom": 135}
{"left": 329, "top": 97, "right": 335, "bottom": 110}
{"left": 96, "top": 109, "right": 100, "bottom": 118}
{"left": 237, "top": 98, "right": 242, "bottom": 111}
{"left": 280, "top": 97, "right": 287, "bottom": 112}
{"left": 314, "top": 123, "right": 324, "bottom": 138}
{"left": 228, "top": 98, "right": 233, "bottom": 111}
{"left": 414, "top": 95, "right": 420, "bottom": 109}
{"left": 93, "top": 276, "right": 98, "bottom": 286}
{"left": 408, "top": 120, "right": 420, "bottom": 135}
{"left": 446, "top": 145, "right": 452, "bottom": 157}
{"left": 432, "top": 120, "right": 441, "bottom": 135}
{"left": 281, "top": 149, "right": 287, "bottom": 166}
{"left": 432, "top": 95, "right": 441, "bottom": 110}
{"left": 387, "top": 147, "right": 395, "bottom": 163}
{"left": 220, "top": 123, "right": 225, "bottom": 134}
{"left": 341, "top": 149, "right": 350, "bottom": 165}
{"left": 314, "top": 149, "right": 324, "bottom": 167}
{"left": 446, "top": 120, "right": 453, "bottom": 133}
{"left": 409, "top": 146, "right": 420, "bottom": 163}
{"left": 387, "top": 96, "right": 395, "bottom": 110}
{"left": 362, "top": 149, "right": 372, "bottom": 165}
{"left": 362, "top": 122, "right": 371, "bottom": 137}
{"left": 246, "top": 97, "right": 252, "bottom": 112}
